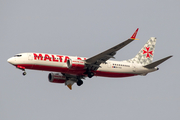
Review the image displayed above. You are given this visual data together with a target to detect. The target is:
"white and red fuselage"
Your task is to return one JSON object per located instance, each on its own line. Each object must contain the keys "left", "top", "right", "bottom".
{"left": 7, "top": 52, "right": 157, "bottom": 78}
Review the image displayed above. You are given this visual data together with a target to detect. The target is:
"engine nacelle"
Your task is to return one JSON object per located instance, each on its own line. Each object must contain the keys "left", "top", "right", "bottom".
{"left": 48, "top": 73, "right": 66, "bottom": 83}
{"left": 67, "top": 59, "right": 85, "bottom": 70}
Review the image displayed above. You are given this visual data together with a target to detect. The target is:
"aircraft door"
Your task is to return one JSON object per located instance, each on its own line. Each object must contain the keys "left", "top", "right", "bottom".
{"left": 28, "top": 53, "right": 33, "bottom": 60}
{"left": 132, "top": 63, "right": 136, "bottom": 72}
{"left": 107, "top": 62, "right": 111, "bottom": 68}
{"left": 27, "top": 53, "right": 33, "bottom": 68}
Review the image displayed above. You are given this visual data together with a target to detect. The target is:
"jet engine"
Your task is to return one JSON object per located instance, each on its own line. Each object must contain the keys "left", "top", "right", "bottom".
{"left": 67, "top": 59, "right": 85, "bottom": 70}
{"left": 48, "top": 73, "right": 66, "bottom": 83}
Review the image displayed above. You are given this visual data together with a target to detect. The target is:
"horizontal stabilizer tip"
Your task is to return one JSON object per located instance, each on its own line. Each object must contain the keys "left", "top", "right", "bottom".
{"left": 143, "top": 55, "right": 173, "bottom": 68}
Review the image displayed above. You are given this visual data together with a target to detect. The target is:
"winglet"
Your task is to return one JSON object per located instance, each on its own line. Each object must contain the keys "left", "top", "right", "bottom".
{"left": 130, "top": 28, "right": 139, "bottom": 40}
{"left": 67, "top": 84, "right": 72, "bottom": 90}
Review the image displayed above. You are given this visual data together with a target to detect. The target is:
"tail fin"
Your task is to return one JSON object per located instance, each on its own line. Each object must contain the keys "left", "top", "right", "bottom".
{"left": 127, "top": 37, "right": 156, "bottom": 65}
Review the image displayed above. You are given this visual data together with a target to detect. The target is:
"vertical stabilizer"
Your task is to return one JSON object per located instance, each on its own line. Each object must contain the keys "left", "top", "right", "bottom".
{"left": 127, "top": 37, "right": 156, "bottom": 65}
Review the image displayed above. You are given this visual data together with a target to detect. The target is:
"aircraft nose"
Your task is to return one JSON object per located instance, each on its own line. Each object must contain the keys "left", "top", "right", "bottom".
{"left": 7, "top": 57, "right": 14, "bottom": 64}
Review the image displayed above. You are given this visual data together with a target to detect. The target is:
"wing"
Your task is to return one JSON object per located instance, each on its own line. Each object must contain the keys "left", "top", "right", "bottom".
{"left": 85, "top": 28, "right": 139, "bottom": 70}
{"left": 62, "top": 73, "right": 86, "bottom": 90}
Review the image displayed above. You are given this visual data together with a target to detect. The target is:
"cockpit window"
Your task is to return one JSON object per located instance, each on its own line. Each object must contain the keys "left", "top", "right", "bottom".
{"left": 14, "top": 55, "right": 22, "bottom": 57}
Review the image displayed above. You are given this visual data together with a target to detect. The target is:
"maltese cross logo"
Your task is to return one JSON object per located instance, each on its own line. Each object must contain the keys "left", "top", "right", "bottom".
{"left": 143, "top": 47, "right": 153, "bottom": 58}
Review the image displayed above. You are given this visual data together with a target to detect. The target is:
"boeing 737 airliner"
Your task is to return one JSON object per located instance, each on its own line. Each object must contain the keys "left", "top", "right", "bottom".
{"left": 7, "top": 28, "right": 172, "bottom": 90}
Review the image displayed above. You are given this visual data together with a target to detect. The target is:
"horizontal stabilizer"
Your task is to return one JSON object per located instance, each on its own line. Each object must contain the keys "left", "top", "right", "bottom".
{"left": 143, "top": 55, "right": 172, "bottom": 68}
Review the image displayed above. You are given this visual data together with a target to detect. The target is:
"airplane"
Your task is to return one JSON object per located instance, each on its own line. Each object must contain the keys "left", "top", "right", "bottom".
{"left": 7, "top": 28, "right": 172, "bottom": 90}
